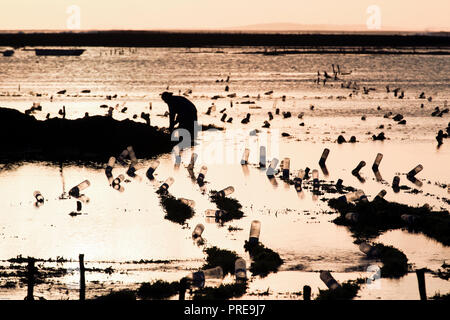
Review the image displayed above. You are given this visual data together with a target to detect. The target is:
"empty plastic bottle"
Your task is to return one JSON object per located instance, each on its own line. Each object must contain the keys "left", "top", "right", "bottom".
{"left": 352, "top": 161, "right": 366, "bottom": 175}
{"left": 259, "top": 146, "right": 266, "bottom": 168}
{"left": 146, "top": 160, "right": 160, "bottom": 180}
{"left": 159, "top": 177, "right": 174, "bottom": 193}
{"left": 127, "top": 162, "right": 144, "bottom": 178}
{"left": 117, "top": 149, "right": 129, "bottom": 166}
{"left": 179, "top": 198, "right": 195, "bottom": 208}
{"left": 235, "top": 258, "right": 247, "bottom": 282}
{"left": 69, "top": 180, "right": 90, "bottom": 198}
{"left": 187, "top": 153, "right": 198, "bottom": 170}
{"left": 197, "top": 166, "right": 208, "bottom": 187}
{"left": 312, "top": 169, "right": 320, "bottom": 190}
{"left": 282, "top": 158, "right": 290, "bottom": 180}
{"left": 173, "top": 145, "right": 181, "bottom": 164}
{"left": 241, "top": 148, "right": 250, "bottom": 165}
{"left": 359, "top": 242, "right": 379, "bottom": 257}
{"left": 345, "top": 212, "right": 359, "bottom": 222}
{"left": 248, "top": 220, "right": 261, "bottom": 246}
{"left": 105, "top": 156, "right": 116, "bottom": 184}
{"left": 373, "top": 189, "right": 387, "bottom": 201}
{"left": 338, "top": 191, "right": 360, "bottom": 203}
{"left": 356, "top": 189, "right": 368, "bottom": 202}
{"left": 33, "top": 191, "right": 44, "bottom": 203}
{"left": 189, "top": 266, "right": 224, "bottom": 288}
{"left": 217, "top": 186, "right": 234, "bottom": 197}
{"left": 320, "top": 271, "right": 341, "bottom": 290}
{"left": 127, "top": 146, "right": 136, "bottom": 163}
{"left": 192, "top": 224, "right": 205, "bottom": 239}
{"left": 372, "top": 153, "right": 383, "bottom": 171}
{"left": 392, "top": 176, "right": 400, "bottom": 191}
{"left": 205, "top": 209, "right": 226, "bottom": 220}
{"left": 266, "top": 158, "right": 279, "bottom": 177}
{"left": 294, "top": 170, "right": 304, "bottom": 192}
{"left": 319, "top": 148, "right": 330, "bottom": 166}
{"left": 407, "top": 165, "right": 423, "bottom": 179}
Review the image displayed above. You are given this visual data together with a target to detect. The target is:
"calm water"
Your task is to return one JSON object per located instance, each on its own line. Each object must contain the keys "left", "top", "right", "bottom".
{"left": 0, "top": 47, "right": 449, "bottom": 300}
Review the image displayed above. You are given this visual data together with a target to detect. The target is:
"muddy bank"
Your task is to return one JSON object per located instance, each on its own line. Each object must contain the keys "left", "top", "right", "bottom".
{"left": 0, "top": 107, "right": 174, "bottom": 162}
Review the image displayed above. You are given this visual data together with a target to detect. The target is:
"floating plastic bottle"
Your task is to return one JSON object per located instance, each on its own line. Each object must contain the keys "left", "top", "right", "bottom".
{"left": 78, "top": 195, "right": 90, "bottom": 203}
{"left": 338, "top": 190, "right": 360, "bottom": 203}
{"left": 359, "top": 242, "right": 379, "bottom": 257}
{"left": 217, "top": 186, "right": 234, "bottom": 197}
{"left": 356, "top": 189, "right": 368, "bottom": 202}
{"left": 240, "top": 148, "right": 250, "bottom": 165}
{"left": 259, "top": 146, "right": 266, "bottom": 168}
{"left": 319, "top": 148, "right": 330, "bottom": 166}
{"left": 173, "top": 145, "right": 181, "bottom": 165}
{"left": 372, "top": 153, "right": 383, "bottom": 171}
{"left": 112, "top": 174, "right": 125, "bottom": 187}
{"left": 179, "top": 198, "right": 195, "bottom": 208}
{"left": 282, "top": 158, "right": 290, "bottom": 180}
{"left": 105, "top": 157, "right": 115, "bottom": 184}
{"left": 69, "top": 180, "right": 90, "bottom": 198}
{"left": 266, "top": 158, "right": 279, "bottom": 177}
{"left": 294, "top": 170, "right": 303, "bottom": 192}
{"left": 146, "top": 160, "right": 160, "bottom": 180}
{"left": 192, "top": 224, "right": 205, "bottom": 239}
{"left": 352, "top": 161, "right": 366, "bottom": 175}
{"left": 33, "top": 191, "right": 44, "bottom": 203}
{"left": 127, "top": 162, "right": 144, "bottom": 178}
{"left": 312, "top": 169, "right": 320, "bottom": 190}
{"left": 205, "top": 209, "right": 226, "bottom": 220}
{"left": 76, "top": 201, "right": 82, "bottom": 212}
{"left": 407, "top": 164, "right": 423, "bottom": 178}
{"left": 117, "top": 149, "right": 129, "bottom": 165}
{"left": 189, "top": 266, "right": 224, "bottom": 288}
{"left": 197, "top": 166, "right": 208, "bottom": 187}
{"left": 336, "top": 179, "right": 343, "bottom": 189}
{"left": 127, "top": 146, "right": 136, "bottom": 164}
{"left": 392, "top": 176, "right": 400, "bottom": 191}
{"left": 320, "top": 271, "right": 341, "bottom": 290}
{"left": 159, "top": 177, "right": 174, "bottom": 193}
{"left": 235, "top": 258, "right": 247, "bottom": 282}
{"left": 345, "top": 212, "right": 359, "bottom": 223}
{"left": 187, "top": 153, "right": 198, "bottom": 170}
{"left": 248, "top": 220, "right": 261, "bottom": 246}
{"left": 304, "top": 167, "right": 310, "bottom": 179}
{"left": 373, "top": 189, "right": 387, "bottom": 201}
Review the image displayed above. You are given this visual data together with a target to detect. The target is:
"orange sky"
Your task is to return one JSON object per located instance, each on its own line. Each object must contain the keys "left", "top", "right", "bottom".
{"left": 1, "top": 0, "right": 449, "bottom": 31}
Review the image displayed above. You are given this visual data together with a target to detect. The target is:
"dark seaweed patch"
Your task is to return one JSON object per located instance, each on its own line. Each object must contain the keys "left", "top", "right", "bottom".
{"left": 137, "top": 280, "right": 180, "bottom": 299}
{"left": 243, "top": 241, "right": 283, "bottom": 277}
{"left": 328, "top": 197, "right": 450, "bottom": 245}
{"left": 316, "top": 278, "right": 365, "bottom": 300}
{"left": 203, "top": 246, "right": 240, "bottom": 276}
{"left": 209, "top": 191, "right": 244, "bottom": 222}
{"left": 158, "top": 193, "right": 195, "bottom": 225}
{"left": 193, "top": 283, "right": 247, "bottom": 300}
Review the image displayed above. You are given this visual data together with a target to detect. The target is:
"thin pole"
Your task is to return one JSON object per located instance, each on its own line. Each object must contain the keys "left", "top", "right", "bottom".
{"left": 79, "top": 254, "right": 86, "bottom": 300}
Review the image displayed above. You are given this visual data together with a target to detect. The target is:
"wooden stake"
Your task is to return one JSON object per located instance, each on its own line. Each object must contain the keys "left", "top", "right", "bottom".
{"left": 303, "top": 285, "right": 311, "bottom": 301}
{"left": 416, "top": 268, "right": 427, "bottom": 300}
{"left": 26, "top": 258, "right": 35, "bottom": 300}
{"left": 79, "top": 254, "right": 86, "bottom": 301}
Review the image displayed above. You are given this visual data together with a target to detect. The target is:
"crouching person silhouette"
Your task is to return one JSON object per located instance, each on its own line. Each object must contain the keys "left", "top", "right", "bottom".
{"left": 161, "top": 91, "right": 199, "bottom": 148}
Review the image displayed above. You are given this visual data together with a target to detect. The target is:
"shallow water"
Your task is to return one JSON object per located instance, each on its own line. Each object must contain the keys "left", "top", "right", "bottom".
{"left": 0, "top": 47, "right": 449, "bottom": 300}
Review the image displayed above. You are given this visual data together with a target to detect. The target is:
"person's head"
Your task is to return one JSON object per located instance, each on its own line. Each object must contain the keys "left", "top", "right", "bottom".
{"left": 161, "top": 91, "right": 173, "bottom": 103}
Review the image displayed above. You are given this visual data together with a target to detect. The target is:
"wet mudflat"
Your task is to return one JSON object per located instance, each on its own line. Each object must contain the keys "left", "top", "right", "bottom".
{"left": 0, "top": 47, "right": 449, "bottom": 300}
